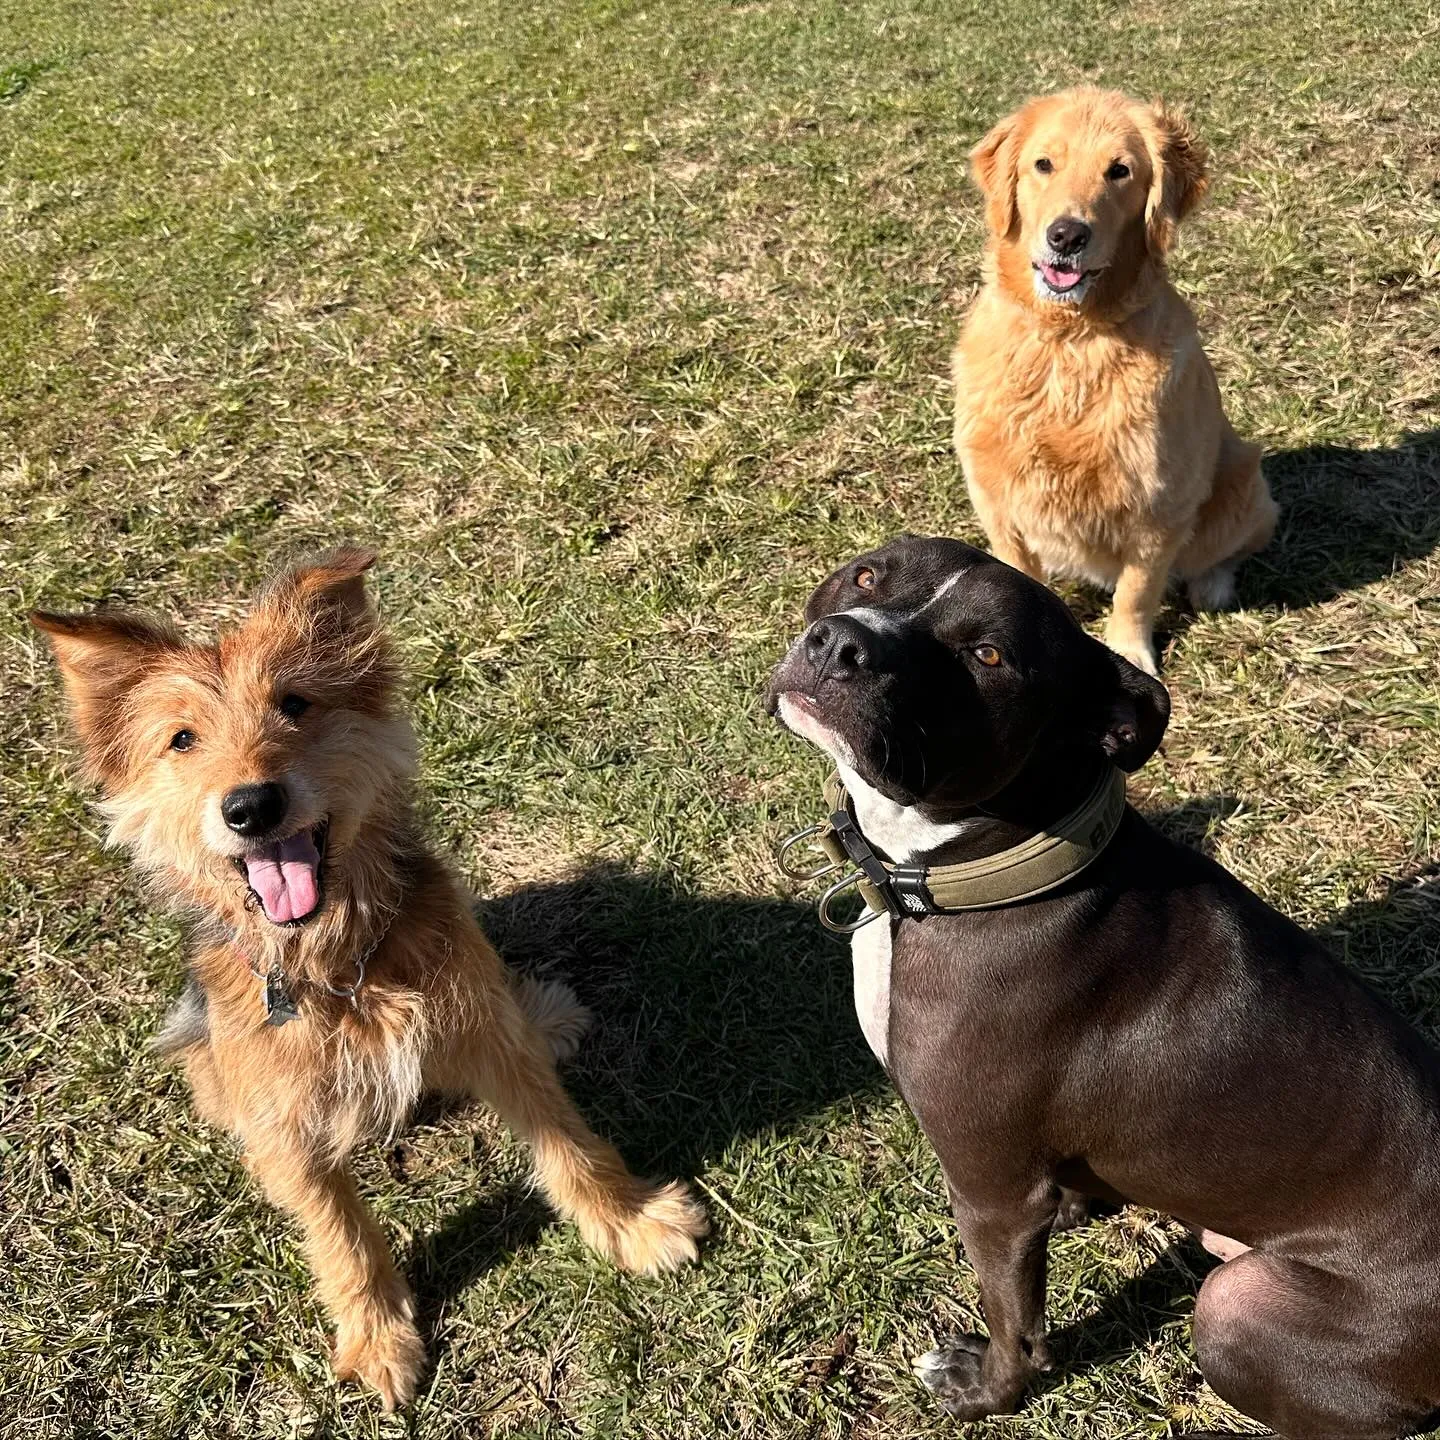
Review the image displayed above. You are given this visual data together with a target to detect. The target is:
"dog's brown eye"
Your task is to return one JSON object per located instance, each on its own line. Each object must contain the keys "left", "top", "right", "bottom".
{"left": 170, "top": 729, "right": 196, "bottom": 752}
{"left": 1034, "top": 157, "right": 1053, "bottom": 174}
{"left": 279, "top": 693, "right": 310, "bottom": 720}
{"left": 1106, "top": 161, "right": 1130, "bottom": 181}
{"left": 974, "top": 644, "right": 1002, "bottom": 667}
{"left": 855, "top": 567, "right": 877, "bottom": 590}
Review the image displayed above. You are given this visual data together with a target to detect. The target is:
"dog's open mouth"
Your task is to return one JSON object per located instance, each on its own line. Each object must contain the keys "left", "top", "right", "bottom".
{"left": 233, "top": 819, "right": 329, "bottom": 926}
{"left": 1035, "top": 261, "right": 1089, "bottom": 294}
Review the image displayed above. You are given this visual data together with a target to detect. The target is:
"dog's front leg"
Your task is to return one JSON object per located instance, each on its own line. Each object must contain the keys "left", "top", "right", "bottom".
{"left": 430, "top": 951, "right": 706, "bottom": 1273}
{"left": 245, "top": 1139, "right": 422, "bottom": 1410}
{"left": 915, "top": 1186, "right": 1057, "bottom": 1421}
{"left": 1107, "top": 539, "right": 1181, "bottom": 676}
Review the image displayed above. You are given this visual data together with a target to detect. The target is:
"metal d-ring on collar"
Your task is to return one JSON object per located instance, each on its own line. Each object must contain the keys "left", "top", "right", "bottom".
{"left": 776, "top": 808, "right": 900, "bottom": 934}
{"left": 777, "top": 812, "right": 933, "bottom": 933}
{"left": 776, "top": 764, "right": 1128, "bottom": 934}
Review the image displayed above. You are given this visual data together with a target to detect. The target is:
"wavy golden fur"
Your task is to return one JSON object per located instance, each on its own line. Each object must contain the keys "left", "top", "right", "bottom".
{"left": 32, "top": 550, "right": 705, "bottom": 1410}
{"left": 953, "top": 87, "right": 1278, "bottom": 674}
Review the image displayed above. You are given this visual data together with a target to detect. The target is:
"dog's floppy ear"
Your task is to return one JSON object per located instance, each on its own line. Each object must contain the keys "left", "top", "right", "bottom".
{"left": 254, "top": 548, "right": 396, "bottom": 709}
{"left": 1141, "top": 101, "right": 1209, "bottom": 255}
{"left": 30, "top": 609, "right": 182, "bottom": 782}
{"left": 970, "top": 109, "right": 1024, "bottom": 239}
{"left": 1088, "top": 641, "right": 1171, "bottom": 772}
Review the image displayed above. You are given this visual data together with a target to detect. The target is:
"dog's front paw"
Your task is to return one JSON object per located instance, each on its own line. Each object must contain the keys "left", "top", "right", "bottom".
{"left": 588, "top": 1179, "right": 709, "bottom": 1274}
{"left": 1107, "top": 632, "right": 1160, "bottom": 677}
{"left": 913, "top": 1336, "right": 1025, "bottom": 1421}
{"left": 333, "top": 1310, "right": 425, "bottom": 1412}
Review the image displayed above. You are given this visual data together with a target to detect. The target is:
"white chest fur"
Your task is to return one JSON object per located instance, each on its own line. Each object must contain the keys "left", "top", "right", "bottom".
{"left": 851, "top": 918, "right": 892, "bottom": 1065}
{"left": 834, "top": 764, "right": 970, "bottom": 1066}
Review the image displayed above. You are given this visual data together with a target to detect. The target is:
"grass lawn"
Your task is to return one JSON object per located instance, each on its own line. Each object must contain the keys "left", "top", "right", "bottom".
{"left": 4, "top": 0, "right": 1440, "bottom": 1435}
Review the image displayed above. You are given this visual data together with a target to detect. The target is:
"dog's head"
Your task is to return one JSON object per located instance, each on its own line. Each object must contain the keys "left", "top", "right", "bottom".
{"left": 970, "top": 87, "right": 1208, "bottom": 312}
{"left": 32, "top": 549, "right": 414, "bottom": 933}
{"left": 766, "top": 536, "right": 1169, "bottom": 810}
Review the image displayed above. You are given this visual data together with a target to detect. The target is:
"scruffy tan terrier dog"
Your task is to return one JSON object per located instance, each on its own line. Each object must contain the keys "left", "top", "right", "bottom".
{"left": 32, "top": 549, "right": 705, "bottom": 1409}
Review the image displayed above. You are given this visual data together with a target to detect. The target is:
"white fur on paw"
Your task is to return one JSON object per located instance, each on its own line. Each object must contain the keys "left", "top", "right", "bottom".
{"left": 513, "top": 975, "right": 592, "bottom": 1064}
{"left": 913, "top": 1349, "right": 950, "bottom": 1386}
{"left": 1111, "top": 638, "right": 1160, "bottom": 677}
{"left": 1187, "top": 566, "right": 1238, "bottom": 612}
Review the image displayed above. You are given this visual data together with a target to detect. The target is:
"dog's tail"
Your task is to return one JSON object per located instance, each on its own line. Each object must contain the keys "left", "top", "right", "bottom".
{"left": 511, "top": 973, "right": 591, "bottom": 1064}
{"left": 152, "top": 974, "right": 209, "bottom": 1055}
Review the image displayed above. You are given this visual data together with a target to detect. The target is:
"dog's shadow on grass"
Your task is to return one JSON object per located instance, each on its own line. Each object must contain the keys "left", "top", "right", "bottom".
{"left": 1246, "top": 428, "right": 1440, "bottom": 609}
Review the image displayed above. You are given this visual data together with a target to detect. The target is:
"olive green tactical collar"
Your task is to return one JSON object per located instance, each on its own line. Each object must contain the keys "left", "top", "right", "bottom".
{"left": 776, "top": 764, "right": 1127, "bottom": 932}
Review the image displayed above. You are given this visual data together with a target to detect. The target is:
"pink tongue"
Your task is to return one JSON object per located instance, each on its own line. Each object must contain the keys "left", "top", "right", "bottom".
{"left": 244, "top": 830, "right": 321, "bottom": 924}
{"left": 1041, "top": 263, "right": 1084, "bottom": 291}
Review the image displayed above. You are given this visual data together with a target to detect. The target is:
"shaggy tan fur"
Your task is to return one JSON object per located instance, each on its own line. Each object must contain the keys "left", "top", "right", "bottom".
{"left": 953, "top": 87, "right": 1278, "bottom": 674}
{"left": 32, "top": 550, "right": 705, "bottom": 1410}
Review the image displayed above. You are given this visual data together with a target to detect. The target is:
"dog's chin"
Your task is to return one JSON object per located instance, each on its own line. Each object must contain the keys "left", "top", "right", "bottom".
{"left": 230, "top": 817, "right": 331, "bottom": 929}
{"left": 1032, "top": 261, "right": 1096, "bottom": 305}
{"left": 774, "top": 692, "right": 859, "bottom": 768}
{"left": 777, "top": 693, "right": 927, "bottom": 805}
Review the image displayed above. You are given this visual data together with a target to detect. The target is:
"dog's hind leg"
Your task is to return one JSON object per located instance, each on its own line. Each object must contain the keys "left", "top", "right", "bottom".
{"left": 1193, "top": 1251, "right": 1432, "bottom": 1440}
{"left": 244, "top": 1139, "right": 422, "bottom": 1411}
{"left": 1180, "top": 431, "right": 1278, "bottom": 611}
{"left": 440, "top": 951, "right": 706, "bottom": 1274}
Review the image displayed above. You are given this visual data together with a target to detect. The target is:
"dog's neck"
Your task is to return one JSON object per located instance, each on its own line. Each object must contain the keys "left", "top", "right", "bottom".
{"left": 840, "top": 748, "right": 1110, "bottom": 867}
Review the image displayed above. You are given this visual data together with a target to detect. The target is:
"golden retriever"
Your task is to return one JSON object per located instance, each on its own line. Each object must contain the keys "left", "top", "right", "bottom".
{"left": 952, "top": 87, "right": 1277, "bottom": 674}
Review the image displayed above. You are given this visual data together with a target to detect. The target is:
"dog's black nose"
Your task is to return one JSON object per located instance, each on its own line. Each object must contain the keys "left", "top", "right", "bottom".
{"left": 221, "top": 782, "right": 288, "bottom": 837}
{"left": 1046, "top": 216, "right": 1091, "bottom": 254}
{"left": 805, "top": 616, "right": 870, "bottom": 678}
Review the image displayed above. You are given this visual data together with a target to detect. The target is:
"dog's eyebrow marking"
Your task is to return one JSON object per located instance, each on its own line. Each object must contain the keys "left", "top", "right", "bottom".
{"left": 912, "top": 568, "right": 970, "bottom": 617}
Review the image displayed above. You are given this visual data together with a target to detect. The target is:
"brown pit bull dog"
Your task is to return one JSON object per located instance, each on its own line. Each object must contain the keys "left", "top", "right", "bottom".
{"left": 767, "top": 534, "right": 1440, "bottom": 1440}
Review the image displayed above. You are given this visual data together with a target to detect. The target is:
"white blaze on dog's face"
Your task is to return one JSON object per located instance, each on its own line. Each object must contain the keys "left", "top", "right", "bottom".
{"left": 32, "top": 550, "right": 416, "bottom": 932}
{"left": 970, "top": 87, "right": 1209, "bottom": 310}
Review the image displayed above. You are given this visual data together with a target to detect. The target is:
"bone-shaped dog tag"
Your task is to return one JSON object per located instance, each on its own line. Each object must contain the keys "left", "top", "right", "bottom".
{"left": 264, "top": 969, "right": 300, "bottom": 1027}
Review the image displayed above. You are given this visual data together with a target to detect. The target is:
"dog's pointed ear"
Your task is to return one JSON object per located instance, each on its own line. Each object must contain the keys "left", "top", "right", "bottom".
{"left": 970, "top": 110, "right": 1023, "bottom": 239}
{"left": 1089, "top": 641, "right": 1171, "bottom": 772}
{"left": 267, "top": 547, "right": 378, "bottom": 626}
{"left": 31, "top": 610, "right": 182, "bottom": 780}
{"left": 1141, "top": 101, "right": 1209, "bottom": 255}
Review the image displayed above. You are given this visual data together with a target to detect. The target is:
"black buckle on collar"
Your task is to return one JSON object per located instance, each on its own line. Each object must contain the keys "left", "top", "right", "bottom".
{"left": 829, "top": 810, "right": 941, "bottom": 922}
{"left": 887, "top": 866, "right": 942, "bottom": 918}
